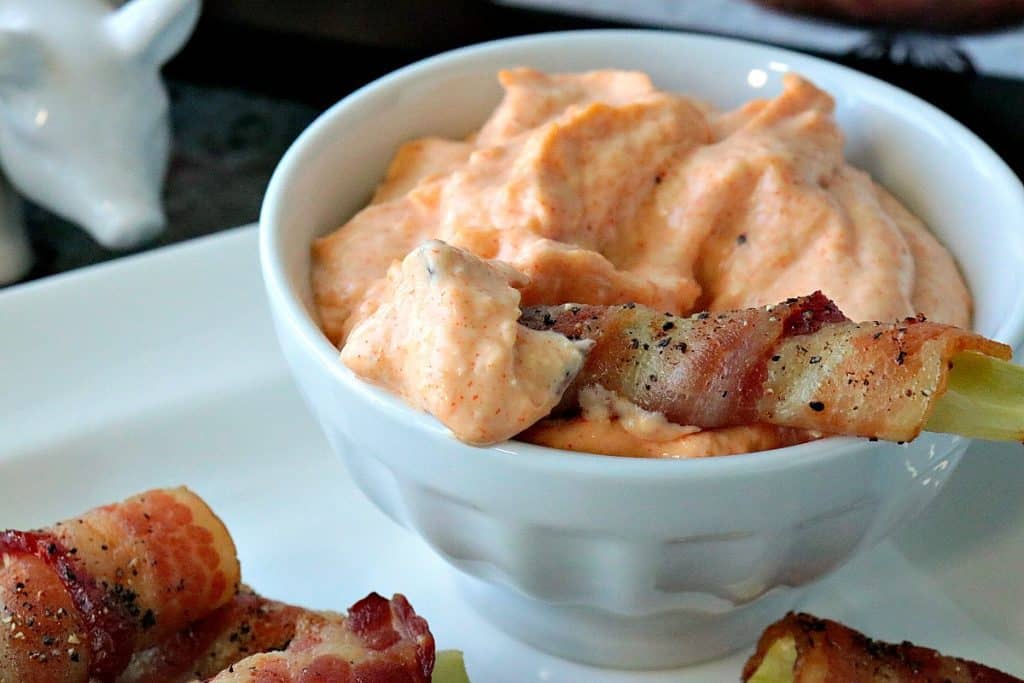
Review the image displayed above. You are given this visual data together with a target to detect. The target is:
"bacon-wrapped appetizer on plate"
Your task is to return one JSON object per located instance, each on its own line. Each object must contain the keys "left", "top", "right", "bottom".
{"left": 521, "top": 292, "right": 1024, "bottom": 444}
{"left": 203, "top": 593, "right": 433, "bottom": 683}
{"left": 743, "top": 612, "right": 1022, "bottom": 682}
{"left": 0, "top": 488, "right": 240, "bottom": 682}
{"left": 0, "top": 488, "right": 468, "bottom": 683}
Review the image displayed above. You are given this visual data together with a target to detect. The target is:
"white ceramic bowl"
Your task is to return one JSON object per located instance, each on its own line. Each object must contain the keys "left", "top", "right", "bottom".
{"left": 260, "top": 30, "right": 1024, "bottom": 668}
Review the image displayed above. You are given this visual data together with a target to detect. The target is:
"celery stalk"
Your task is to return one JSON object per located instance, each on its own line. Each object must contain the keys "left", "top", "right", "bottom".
{"left": 925, "top": 351, "right": 1024, "bottom": 441}
{"left": 433, "top": 650, "right": 471, "bottom": 683}
{"left": 747, "top": 635, "right": 797, "bottom": 683}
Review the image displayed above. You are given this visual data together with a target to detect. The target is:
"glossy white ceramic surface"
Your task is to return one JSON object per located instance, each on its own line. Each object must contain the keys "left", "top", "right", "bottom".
{"left": 1, "top": 227, "right": 1021, "bottom": 679}
{"left": 260, "top": 31, "right": 1024, "bottom": 667}
{"left": 0, "top": 0, "right": 199, "bottom": 282}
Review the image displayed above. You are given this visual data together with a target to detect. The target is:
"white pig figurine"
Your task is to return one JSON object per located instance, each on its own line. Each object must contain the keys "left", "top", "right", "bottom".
{"left": 0, "top": 0, "right": 200, "bottom": 284}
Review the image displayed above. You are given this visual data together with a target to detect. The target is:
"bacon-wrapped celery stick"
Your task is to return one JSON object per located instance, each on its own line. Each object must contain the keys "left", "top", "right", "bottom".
{"left": 520, "top": 292, "right": 1019, "bottom": 442}
{"left": 2, "top": 489, "right": 455, "bottom": 683}
{"left": 121, "top": 590, "right": 444, "bottom": 683}
{"left": 205, "top": 593, "right": 435, "bottom": 683}
{"left": 0, "top": 488, "right": 240, "bottom": 683}
{"left": 743, "top": 612, "right": 1021, "bottom": 682}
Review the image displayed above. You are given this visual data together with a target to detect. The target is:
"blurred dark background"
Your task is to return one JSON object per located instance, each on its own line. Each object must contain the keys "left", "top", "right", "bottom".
{"left": 17, "top": 0, "right": 1024, "bottom": 283}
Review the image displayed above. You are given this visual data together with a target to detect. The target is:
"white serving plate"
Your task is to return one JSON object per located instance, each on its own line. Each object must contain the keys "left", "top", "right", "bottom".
{"left": 1, "top": 226, "right": 1022, "bottom": 680}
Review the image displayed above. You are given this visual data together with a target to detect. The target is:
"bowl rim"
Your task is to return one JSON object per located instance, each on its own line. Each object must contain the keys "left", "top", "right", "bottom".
{"left": 260, "top": 28, "right": 1024, "bottom": 480}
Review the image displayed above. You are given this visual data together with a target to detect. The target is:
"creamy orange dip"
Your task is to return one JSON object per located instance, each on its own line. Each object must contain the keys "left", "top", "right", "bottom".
{"left": 313, "top": 69, "right": 971, "bottom": 457}
{"left": 341, "top": 241, "right": 589, "bottom": 445}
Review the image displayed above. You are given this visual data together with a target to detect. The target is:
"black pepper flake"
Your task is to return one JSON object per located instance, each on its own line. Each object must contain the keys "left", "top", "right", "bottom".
{"left": 642, "top": 343, "right": 650, "bottom": 351}
{"left": 809, "top": 356, "right": 821, "bottom": 364}
{"left": 648, "top": 374, "right": 657, "bottom": 382}
{"left": 896, "top": 350, "right": 906, "bottom": 365}
{"left": 868, "top": 437, "right": 879, "bottom": 442}
{"left": 656, "top": 338, "right": 670, "bottom": 348}
{"left": 141, "top": 609, "right": 156, "bottom": 630}
{"left": 47, "top": 543, "right": 57, "bottom": 555}
{"left": 872, "top": 331, "right": 883, "bottom": 340}
{"left": 653, "top": 173, "right": 663, "bottom": 185}
{"left": 771, "top": 355, "right": 780, "bottom": 362}
{"left": 69, "top": 651, "right": 80, "bottom": 663}
{"left": 808, "top": 401, "right": 825, "bottom": 412}
{"left": 629, "top": 338, "right": 640, "bottom": 349}
{"left": 696, "top": 312, "right": 710, "bottom": 320}
{"left": 42, "top": 635, "right": 55, "bottom": 646}
{"left": 644, "top": 384, "right": 651, "bottom": 391}
{"left": 721, "top": 390, "right": 728, "bottom": 398}
{"left": 662, "top": 321, "right": 675, "bottom": 331}
{"left": 675, "top": 342, "right": 688, "bottom": 352}
{"left": 570, "top": 306, "right": 580, "bottom": 315}
{"left": 542, "top": 313, "right": 554, "bottom": 326}
{"left": 736, "top": 233, "right": 747, "bottom": 245}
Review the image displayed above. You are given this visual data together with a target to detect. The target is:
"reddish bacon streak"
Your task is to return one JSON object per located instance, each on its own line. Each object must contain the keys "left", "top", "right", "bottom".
{"left": 733, "top": 290, "right": 850, "bottom": 421}
{"left": 349, "top": 593, "right": 434, "bottom": 681}
{"left": 741, "top": 291, "right": 850, "bottom": 417}
{"left": 779, "top": 291, "right": 848, "bottom": 336}
{"left": 0, "top": 529, "right": 134, "bottom": 680}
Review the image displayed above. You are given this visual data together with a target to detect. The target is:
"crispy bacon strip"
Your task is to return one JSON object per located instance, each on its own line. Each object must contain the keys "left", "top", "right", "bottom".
{"left": 121, "top": 591, "right": 438, "bottom": 683}
{"left": 206, "top": 593, "right": 434, "bottom": 683}
{"left": 0, "top": 488, "right": 240, "bottom": 683}
{"left": 743, "top": 612, "right": 1021, "bottom": 682}
{"left": 520, "top": 292, "right": 1012, "bottom": 442}
{"left": 117, "top": 589, "right": 303, "bottom": 683}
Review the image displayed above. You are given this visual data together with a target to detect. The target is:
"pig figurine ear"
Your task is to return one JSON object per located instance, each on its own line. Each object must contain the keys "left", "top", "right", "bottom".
{"left": 0, "top": 30, "right": 44, "bottom": 89}
{"left": 107, "top": 0, "right": 201, "bottom": 66}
